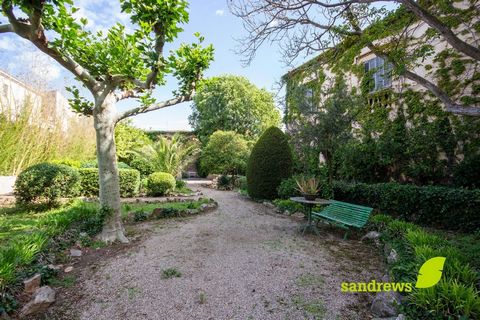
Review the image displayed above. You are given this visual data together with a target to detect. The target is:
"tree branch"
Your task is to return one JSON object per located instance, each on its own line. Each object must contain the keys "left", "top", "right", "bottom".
{"left": 346, "top": 7, "right": 480, "bottom": 116}
{"left": 1, "top": 0, "right": 101, "bottom": 92}
{"left": 400, "top": 0, "right": 480, "bottom": 61}
{"left": 115, "top": 94, "right": 191, "bottom": 122}
{"left": 0, "top": 23, "right": 13, "bottom": 33}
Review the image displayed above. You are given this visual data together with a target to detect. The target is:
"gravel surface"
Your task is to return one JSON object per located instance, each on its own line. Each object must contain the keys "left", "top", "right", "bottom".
{"left": 46, "top": 186, "right": 384, "bottom": 320}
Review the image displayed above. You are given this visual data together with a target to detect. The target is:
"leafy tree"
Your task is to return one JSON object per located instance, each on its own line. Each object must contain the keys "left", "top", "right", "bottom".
{"left": 0, "top": 0, "right": 214, "bottom": 242}
{"left": 115, "top": 120, "right": 151, "bottom": 162}
{"left": 199, "top": 130, "right": 250, "bottom": 176}
{"left": 190, "top": 75, "right": 281, "bottom": 142}
{"left": 135, "top": 134, "right": 199, "bottom": 177}
{"left": 230, "top": 0, "right": 480, "bottom": 116}
{"left": 291, "top": 81, "right": 360, "bottom": 183}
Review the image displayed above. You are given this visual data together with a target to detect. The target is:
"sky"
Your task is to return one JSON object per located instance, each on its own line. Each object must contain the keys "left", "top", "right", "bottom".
{"left": 0, "top": 0, "right": 295, "bottom": 131}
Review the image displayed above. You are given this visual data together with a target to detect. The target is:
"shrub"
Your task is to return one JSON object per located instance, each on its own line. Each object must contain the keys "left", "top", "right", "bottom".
{"left": 80, "top": 160, "right": 131, "bottom": 169}
{"left": 453, "top": 154, "right": 480, "bottom": 189}
{"left": 128, "top": 155, "right": 155, "bottom": 177}
{"left": 51, "top": 159, "right": 82, "bottom": 168}
{"left": 277, "top": 176, "right": 302, "bottom": 199}
{"left": 272, "top": 199, "right": 304, "bottom": 214}
{"left": 247, "top": 127, "right": 293, "bottom": 200}
{"left": 237, "top": 176, "right": 247, "bottom": 190}
{"left": 146, "top": 172, "right": 176, "bottom": 196}
{"left": 175, "top": 179, "right": 186, "bottom": 189}
{"left": 199, "top": 131, "right": 250, "bottom": 175}
{"left": 78, "top": 168, "right": 140, "bottom": 197}
{"left": 217, "top": 175, "right": 231, "bottom": 189}
{"left": 14, "top": 163, "right": 81, "bottom": 206}
{"left": 333, "top": 181, "right": 480, "bottom": 232}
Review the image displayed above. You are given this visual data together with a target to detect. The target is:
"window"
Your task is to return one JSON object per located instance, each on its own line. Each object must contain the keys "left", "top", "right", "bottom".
{"left": 364, "top": 56, "right": 392, "bottom": 92}
{"left": 296, "top": 84, "right": 316, "bottom": 113}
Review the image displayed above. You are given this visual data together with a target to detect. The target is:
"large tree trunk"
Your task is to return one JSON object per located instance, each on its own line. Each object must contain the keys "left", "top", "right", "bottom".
{"left": 93, "top": 93, "right": 128, "bottom": 243}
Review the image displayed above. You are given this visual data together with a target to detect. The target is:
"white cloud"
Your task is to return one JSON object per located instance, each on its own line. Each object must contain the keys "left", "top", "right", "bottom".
{"left": 215, "top": 9, "right": 224, "bottom": 16}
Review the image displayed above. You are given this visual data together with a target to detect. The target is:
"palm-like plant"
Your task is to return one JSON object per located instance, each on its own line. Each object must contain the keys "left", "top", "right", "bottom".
{"left": 135, "top": 134, "right": 199, "bottom": 177}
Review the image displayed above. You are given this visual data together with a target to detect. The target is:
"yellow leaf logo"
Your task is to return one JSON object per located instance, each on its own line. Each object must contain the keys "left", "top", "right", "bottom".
{"left": 415, "top": 257, "right": 446, "bottom": 288}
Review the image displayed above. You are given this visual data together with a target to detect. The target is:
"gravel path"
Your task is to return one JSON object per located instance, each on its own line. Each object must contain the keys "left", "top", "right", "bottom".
{"left": 48, "top": 186, "right": 384, "bottom": 320}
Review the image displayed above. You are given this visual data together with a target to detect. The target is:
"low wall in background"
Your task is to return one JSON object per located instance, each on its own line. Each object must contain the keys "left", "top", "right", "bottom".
{"left": 0, "top": 176, "right": 16, "bottom": 196}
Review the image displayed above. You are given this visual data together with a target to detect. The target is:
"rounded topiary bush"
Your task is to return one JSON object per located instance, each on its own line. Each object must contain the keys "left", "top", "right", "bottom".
{"left": 247, "top": 127, "right": 293, "bottom": 199}
{"left": 14, "top": 162, "right": 81, "bottom": 205}
{"left": 146, "top": 172, "right": 176, "bottom": 196}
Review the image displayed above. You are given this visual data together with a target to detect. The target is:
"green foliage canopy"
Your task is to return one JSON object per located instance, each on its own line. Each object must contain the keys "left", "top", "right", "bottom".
{"left": 115, "top": 120, "right": 151, "bottom": 161}
{"left": 190, "top": 75, "right": 281, "bottom": 142}
{"left": 199, "top": 130, "right": 250, "bottom": 175}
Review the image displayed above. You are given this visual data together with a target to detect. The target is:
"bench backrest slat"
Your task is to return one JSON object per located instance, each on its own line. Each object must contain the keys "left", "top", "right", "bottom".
{"left": 315, "top": 200, "right": 373, "bottom": 227}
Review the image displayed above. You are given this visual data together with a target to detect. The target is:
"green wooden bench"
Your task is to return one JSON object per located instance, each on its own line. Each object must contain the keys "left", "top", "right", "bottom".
{"left": 312, "top": 200, "right": 373, "bottom": 239}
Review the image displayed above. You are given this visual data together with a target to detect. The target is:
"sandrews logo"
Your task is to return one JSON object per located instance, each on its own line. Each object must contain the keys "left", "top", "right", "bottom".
{"left": 341, "top": 257, "right": 446, "bottom": 293}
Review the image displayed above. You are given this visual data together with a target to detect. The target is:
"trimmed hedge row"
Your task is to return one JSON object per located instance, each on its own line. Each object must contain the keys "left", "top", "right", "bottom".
{"left": 333, "top": 181, "right": 480, "bottom": 232}
{"left": 78, "top": 168, "right": 140, "bottom": 198}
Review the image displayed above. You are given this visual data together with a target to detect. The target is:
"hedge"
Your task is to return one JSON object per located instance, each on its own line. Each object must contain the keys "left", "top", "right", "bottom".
{"left": 333, "top": 181, "right": 480, "bottom": 232}
{"left": 247, "top": 127, "right": 293, "bottom": 199}
{"left": 78, "top": 168, "right": 140, "bottom": 198}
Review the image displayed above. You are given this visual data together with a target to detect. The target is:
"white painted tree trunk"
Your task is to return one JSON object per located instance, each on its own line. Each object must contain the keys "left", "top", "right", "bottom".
{"left": 93, "top": 93, "right": 128, "bottom": 243}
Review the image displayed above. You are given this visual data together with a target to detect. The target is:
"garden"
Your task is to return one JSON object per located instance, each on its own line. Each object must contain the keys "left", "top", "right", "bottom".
{"left": 1, "top": 0, "right": 480, "bottom": 319}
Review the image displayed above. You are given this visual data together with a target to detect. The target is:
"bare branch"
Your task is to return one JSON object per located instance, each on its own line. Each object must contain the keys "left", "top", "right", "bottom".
{"left": 0, "top": 23, "right": 13, "bottom": 33}
{"left": 115, "top": 94, "right": 191, "bottom": 122}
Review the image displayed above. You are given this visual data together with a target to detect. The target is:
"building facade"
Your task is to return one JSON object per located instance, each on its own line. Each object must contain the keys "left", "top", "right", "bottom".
{"left": 0, "top": 69, "right": 76, "bottom": 132}
{"left": 282, "top": 1, "right": 480, "bottom": 185}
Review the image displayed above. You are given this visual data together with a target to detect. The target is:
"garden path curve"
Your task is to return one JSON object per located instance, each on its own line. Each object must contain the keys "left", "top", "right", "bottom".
{"left": 47, "top": 185, "right": 384, "bottom": 320}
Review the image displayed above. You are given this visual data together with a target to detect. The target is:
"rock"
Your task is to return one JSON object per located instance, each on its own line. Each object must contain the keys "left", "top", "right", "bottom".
{"left": 396, "top": 314, "right": 406, "bottom": 320}
{"left": 387, "top": 249, "right": 398, "bottom": 264}
{"left": 19, "top": 286, "right": 56, "bottom": 317}
{"left": 23, "top": 274, "right": 41, "bottom": 294}
{"left": 371, "top": 291, "right": 402, "bottom": 317}
{"left": 384, "top": 243, "right": 392, "bottom": 256}
{"left": 64, "top": 266, "right": 74, "bottom": 273}
{"left": 186, "top": 209, "right": 199, "bottom": 215}
{"left": 47, "top": 264, "right": 63, "bottom": 271}
{"left": 263, "top": 201, "right": 275, "bottom": 209}
{"left": 200, "top": 203, "right": 209, "bottom": 210}
{"left": 70, "top": 249, "right": 82, "bottom": 257}
{"left": 361, "top": 231, "right": 381, "bottom": 241}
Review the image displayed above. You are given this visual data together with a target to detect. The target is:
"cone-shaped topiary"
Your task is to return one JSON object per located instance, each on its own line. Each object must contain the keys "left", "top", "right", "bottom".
{"left": 247, "top": 127, "right": 293, "bottom": 199}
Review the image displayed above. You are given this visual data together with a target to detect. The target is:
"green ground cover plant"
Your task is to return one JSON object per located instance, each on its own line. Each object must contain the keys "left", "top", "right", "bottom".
{"left": 370, "top": 215, "right": 480, "bottom": 319}
{"left": 0, "top": 201, "right": 101, "bottom": 313}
